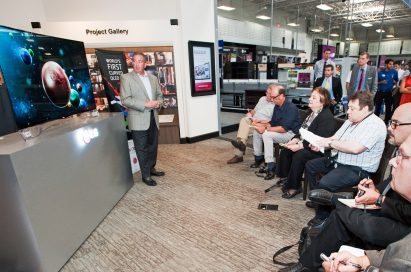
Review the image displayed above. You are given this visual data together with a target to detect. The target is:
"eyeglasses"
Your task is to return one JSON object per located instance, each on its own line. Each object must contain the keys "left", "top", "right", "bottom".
{"left": 396, "top": 149, "right": 410, "bottom": 164}
{"left": 389, "top": 120, "right": 411, "bottom": 130}
{"left": 270, "top": 94, "right": 282, "bottom": 100}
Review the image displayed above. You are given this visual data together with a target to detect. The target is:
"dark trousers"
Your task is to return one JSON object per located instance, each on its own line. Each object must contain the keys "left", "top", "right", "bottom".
{"left": 131, "top": 111, "right": 158, "bottom": 179}
{"left": 305, "top": 157, "right": 369, "bottom": 219}
{"left": 300, "top": 202, "right": 411, "bottom": 270}
{"left": 374, "top": 91, "right": 393, "bottom": 124}
{"left": 276, "top": 148, "right": 322, "bottom": 190}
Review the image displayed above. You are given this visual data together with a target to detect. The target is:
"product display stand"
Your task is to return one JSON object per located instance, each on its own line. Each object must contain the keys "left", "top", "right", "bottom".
{"left": 0, "top": 112, "right": 133, "bottom": 272}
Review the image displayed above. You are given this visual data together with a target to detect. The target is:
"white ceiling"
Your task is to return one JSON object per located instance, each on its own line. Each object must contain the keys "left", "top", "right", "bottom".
{"left": 217, "top": 0, "right": 411, "bottom": 43}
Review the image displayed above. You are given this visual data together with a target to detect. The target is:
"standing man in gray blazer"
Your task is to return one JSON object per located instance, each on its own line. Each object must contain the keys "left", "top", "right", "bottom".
{"left": 120, "top": 53, "right": 164, "bottom": 186}
{"left": 347, "top": 51, "right": 378, "bottom": 97}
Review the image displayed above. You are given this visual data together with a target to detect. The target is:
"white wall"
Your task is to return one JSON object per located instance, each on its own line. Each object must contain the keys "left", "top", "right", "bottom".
{"left": 0, "top": 0, "right": 219, "bottom": 139}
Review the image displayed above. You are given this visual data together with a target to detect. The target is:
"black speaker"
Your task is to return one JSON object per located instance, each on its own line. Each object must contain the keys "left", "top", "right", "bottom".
{"left": 170, "top": 19, "right": 178, "bottom": 26}
{"left": 31, "top": 22, "right": 41, "bottom": 29}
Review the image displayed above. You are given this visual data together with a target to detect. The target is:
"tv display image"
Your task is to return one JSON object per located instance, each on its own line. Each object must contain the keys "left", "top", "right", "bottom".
{"left": 0, "top": 25, "right": 95, "bottom": 129}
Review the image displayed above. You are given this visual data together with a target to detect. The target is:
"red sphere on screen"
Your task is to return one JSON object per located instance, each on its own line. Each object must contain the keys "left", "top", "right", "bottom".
{"left": 41, "top": 61, "right": 71, "bottom": 107}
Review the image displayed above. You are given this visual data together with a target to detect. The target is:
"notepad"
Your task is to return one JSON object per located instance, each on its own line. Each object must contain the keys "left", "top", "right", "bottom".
{"left": 299, "top": 128, "right": 325, "bottom": 153}
{"left": 338, "top": 198, "right": 381, "bottom": 210}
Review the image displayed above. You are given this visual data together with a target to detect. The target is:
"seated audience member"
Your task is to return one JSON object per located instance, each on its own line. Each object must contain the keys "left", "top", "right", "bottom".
{"left": 227, "top": 85, "right": 275, "bottom": 164}
{"left": 280, "top": 134, "right": 411, "bottom": 272}
{"left": 276, "top": 88, "right": 336, "bottom": 199}
{"left": 313, "top": 65, "right": 342, "bottom": 113}
{"left": 305, "top": 92, "right": 386, "bottom": 224}
{"left": 322, "top": 232, "right": 411, "bottom": 272}
{"left": 252, "top": 86, "right": 300, "bottom": 180}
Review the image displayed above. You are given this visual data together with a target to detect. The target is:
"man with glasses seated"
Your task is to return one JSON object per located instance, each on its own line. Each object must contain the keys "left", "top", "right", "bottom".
{"left": 252, "top": 85, "right": 300, "bottom": 180}
{"left": 227, "top": 85, "right": 275, "bottom": 164}
{"left": 305, "top": 92, "right": 386, "bottom": 225}
{"left": 280, "top": 132, "right": 411, "bottom": 272}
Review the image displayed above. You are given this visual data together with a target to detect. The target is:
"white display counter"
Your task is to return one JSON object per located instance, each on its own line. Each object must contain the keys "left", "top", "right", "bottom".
{"left": 0, "top": 112, "right": 134, "bottom": 272}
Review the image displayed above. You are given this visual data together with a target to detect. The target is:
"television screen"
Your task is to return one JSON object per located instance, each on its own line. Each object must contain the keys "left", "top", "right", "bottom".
{"left": 0, "top": 25, "right": 95, "bottom": 129}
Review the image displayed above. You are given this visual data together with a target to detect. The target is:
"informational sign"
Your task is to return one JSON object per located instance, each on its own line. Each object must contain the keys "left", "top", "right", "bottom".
{"left": 188, "top": 41, "right": 216, "bottom": 97}
{"left": 95, "top": 50, "right": 128, "bottom": 112}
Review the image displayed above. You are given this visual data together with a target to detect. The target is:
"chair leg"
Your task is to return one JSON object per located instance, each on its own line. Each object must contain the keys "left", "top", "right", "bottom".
{"left": 303, "top": 175, "right": 308, "bottom": 200}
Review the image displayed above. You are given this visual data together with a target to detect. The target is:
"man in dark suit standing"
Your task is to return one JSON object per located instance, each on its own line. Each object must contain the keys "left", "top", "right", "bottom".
{"left": 120, "top": 53, "right": 165, "bottom": 186}
{"left": 313, "top": 64, "right": 342, "bottom": 113}
{"left": 347, "top": 51, "right": 378, "bottom": 96}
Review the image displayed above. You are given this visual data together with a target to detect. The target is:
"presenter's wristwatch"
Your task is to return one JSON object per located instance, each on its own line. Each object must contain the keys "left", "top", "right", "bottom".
{"left": 375, "top": 194, "right": 384, "bottom": 207}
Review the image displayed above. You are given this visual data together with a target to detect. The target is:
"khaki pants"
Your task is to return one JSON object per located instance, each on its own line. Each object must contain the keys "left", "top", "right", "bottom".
{"left": 234, "top": 117, "right": 253, "bottom": 157}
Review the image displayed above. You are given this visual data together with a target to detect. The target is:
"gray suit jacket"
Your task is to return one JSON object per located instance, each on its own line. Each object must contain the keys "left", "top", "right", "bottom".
{"left": 120, "top": 71, "right": 163, "bottom": 130}
{"left": 348, "top": 64, "right": 378, "bottom": 96}
{"left": 366, "top": 232, "right": 411, "bottom": 271}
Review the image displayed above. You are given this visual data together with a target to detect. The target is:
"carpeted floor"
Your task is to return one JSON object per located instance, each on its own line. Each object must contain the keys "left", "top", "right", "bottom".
{"left": 61, "top": 138, "right": 313, "bottom": 272}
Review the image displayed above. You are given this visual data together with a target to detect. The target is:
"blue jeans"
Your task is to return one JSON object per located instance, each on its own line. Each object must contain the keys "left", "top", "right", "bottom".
{"left": 305, "top": 157, "right": 370, "bottom": 219}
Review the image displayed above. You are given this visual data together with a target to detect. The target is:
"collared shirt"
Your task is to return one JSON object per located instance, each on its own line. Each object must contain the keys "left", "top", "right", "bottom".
{"left": 137, "top": 72, "right": 153, "bottom": 100}
{"left": 314, "top": 59, "right": 336, "bottom": 80}
{"left": 253, "top": 96, "right": 275, "bottom": 121}
{"left": 334, "top": 113, "right": 387, "bottom": 173}
{"left": 378, "top": 69, "right": 398, "bottom": 92}
{"left": 321, "top": 77, "right": 335, "bottom": 99}
{"left": 355, "top": 65, "right": 368, "bottom": 91}
{"left": 270, "top": 100, "right": 300, "bottom": 134}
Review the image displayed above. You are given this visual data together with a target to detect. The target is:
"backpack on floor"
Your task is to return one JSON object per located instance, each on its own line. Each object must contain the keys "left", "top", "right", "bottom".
{"left": 272, "top": 223, "right": 323, "bottom": 266}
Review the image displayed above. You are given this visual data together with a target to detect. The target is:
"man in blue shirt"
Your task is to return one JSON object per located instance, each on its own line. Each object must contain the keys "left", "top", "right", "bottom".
{"left": 375, "top": 59, "right": 398, "bottom": 124}
{"left": 252, "top": 85, "right": 300, "bottom": 180}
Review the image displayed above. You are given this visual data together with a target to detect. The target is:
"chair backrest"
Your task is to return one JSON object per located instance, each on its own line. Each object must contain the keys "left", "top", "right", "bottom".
{"left": 371, "top": 139, "right": 396, "bottom": 185}
{"left": 298, "top": 109, "right": 310, "bottom": 123}
{"left": 334, "top": 117, "right": 345, "bottom": 131}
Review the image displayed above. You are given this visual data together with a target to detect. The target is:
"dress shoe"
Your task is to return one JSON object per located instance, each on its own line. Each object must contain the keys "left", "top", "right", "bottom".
{"left": 308, "top": 189, "right": 353, "bottom": 206}
{"left": 282, "top": 189, "right": 302, "bottom": 199}
{"left": 250, "top": 161, "right": 264, "bottom": 168}
{"left": 150, "top": 169, "right": 165, "bottom": 177}
{"left": 231, "top": 139, "right": 246, "bottom": 152}
{"left": 264, "top": 171, "right": 275, "bottom": 180}
{"left": 227, "top": 155, "right": 243, "bottom": 164}
{"left": 279, "top": 262, "right": 310, "bottom": 272}
{"left": 142, "top": 177, "right": 157, "bottom": 186}
{"left": 305, "top": 201, "right": 318, "bottom": 209}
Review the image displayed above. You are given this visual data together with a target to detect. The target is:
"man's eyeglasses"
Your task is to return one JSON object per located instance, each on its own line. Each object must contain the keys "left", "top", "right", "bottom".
{"left": 270, "top": 94, "right": 282, "bottom": 100}
{"left": 389, "top": 120, "right": 411, "bottom": 130}
{"left": 396, "top": 149, "right": 410, "bottom": 164}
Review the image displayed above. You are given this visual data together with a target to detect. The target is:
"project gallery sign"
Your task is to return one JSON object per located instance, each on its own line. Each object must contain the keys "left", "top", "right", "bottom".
{"left": 188, "top": 41, "right": 216, "bottom": 97}
{"left": 85, "top": 28, "right": 129, "bottom": 36}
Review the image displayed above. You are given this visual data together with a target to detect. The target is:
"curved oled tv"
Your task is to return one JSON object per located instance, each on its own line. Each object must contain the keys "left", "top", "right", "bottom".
{"left": 0, "top": 25, "right": 95, "bottom": 130}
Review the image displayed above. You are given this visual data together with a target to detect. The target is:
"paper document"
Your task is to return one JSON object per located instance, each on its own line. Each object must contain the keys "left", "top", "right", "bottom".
{"left": 159, "top": 114, "right": 174, "bottom": 123}
{"left": 338, "top": 199, "right": 381, "bottom": 210}
{"left": 338, "top": 245, "right": 365, "bottom": 257}
{"left": 299, "top": 128, "right": 325, "bottom": 153}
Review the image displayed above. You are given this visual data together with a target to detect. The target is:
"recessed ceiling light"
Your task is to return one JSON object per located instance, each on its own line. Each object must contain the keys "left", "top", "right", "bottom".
{"left": 311, "top": 28, "right": 323, "bottom": 33}
{"left": 217, "top": 5, "right": 235, "bottom": 11}
{"left": 361, "top": 22, "right": 373, "bottom": 27}
{"left": 386, "top": 34, "right": 395, "bottom": 38}
{"left": 330, "top": 33, "right": 339, "bottom": 37}
{"left": 346, "top": 37, "right": 354, "bottom": 41}
{"left": 256, "top": 15, "right": 271, "bottom": 20}
{"left": 346, "top": 15, "right": 358, "bottom": 20}
{"left": 287, "top": 22, "right": 300, "bottom": 27}
{"left": 316, "top": 4, "right": 333, "bottom": 11}
{"left": 376, "top": 28, "right": 385, "bottom": 33}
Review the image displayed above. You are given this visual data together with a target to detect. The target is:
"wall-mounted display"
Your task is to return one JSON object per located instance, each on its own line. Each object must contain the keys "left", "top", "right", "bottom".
{"left": 0, "top": 25, "right": 95, "bottom": 129}
{"left": 188, "top": 41, "right": 216, "bottom": 97}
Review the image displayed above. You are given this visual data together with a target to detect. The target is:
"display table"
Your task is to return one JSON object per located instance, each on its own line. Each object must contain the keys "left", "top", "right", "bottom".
{"left": 0, "top": 112, "right": 133, "bottom": 272}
